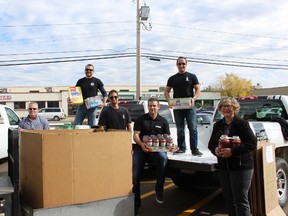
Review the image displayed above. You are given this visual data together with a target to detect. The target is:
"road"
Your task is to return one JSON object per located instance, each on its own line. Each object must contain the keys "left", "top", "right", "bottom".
{"left": 1, "top": 159, "right": 288, "bottom": 215}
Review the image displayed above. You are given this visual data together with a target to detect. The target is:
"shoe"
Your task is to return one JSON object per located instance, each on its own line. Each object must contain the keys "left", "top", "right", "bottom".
{"left": 174, "top": 149, "right": 186, "bottom": 154}
{"left": 192, "top": 149, "right": 203, "bottom": 156}
{"left": 155, "top": 193, "right": 164, "bottom": 204}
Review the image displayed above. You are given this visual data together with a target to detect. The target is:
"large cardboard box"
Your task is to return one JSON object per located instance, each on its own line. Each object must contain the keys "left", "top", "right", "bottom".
{"left": 20, "top": 130, "right": 133, "bottom": 209}
{"left": 250, "top": 141, "right": 286, "bottom": 216}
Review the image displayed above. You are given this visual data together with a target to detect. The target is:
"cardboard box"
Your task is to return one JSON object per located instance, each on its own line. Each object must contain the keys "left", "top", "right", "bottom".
{"left": 20, "top": 130, "right": 133, "bottom": 209}
{"left": 169, "top": 97, "right": 192, "bottom": 109}
{"left": 68, "top": 86, "right": 83, "bottom": 105}
{"left": 84, "top": 96, "right": 103, "bottom": 109}
{"left": 250, "top": 141, "right": 286, "bottom": 216}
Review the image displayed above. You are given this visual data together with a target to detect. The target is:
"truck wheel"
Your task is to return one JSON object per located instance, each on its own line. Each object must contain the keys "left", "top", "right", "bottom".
{"left": 53, "top": 116, "right": 60, "bottom": 121}
{"left": 276, "top": 157, "right": 288, "bottom": 207}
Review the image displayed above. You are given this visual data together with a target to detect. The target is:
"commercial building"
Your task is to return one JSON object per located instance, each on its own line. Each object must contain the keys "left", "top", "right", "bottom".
{"left": 0, "top": 86, "right": 221, "bottom": 118}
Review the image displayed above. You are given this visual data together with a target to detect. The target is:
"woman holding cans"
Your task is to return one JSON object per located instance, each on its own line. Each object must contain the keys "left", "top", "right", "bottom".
{"left": 208, "top": 97, "right": 257, "bottom": 216}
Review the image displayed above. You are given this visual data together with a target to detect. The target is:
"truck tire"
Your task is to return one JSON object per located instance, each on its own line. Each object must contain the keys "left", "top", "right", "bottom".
{"left": 53, "top": 116, "right": 60, "bottom": 121}
{"left": 276, "top": 157, "right": 288, "bottom": 207}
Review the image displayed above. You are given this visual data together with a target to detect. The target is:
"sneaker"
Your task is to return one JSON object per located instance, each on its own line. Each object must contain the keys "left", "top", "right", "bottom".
{"left": 192, "top": 149, "right": 203, "bottom": 156}
{"left": 155, "top": 193, "right": 164, "bottom": 204}
{"left": 174, "top": 149, "right": 186, "bottom": 154}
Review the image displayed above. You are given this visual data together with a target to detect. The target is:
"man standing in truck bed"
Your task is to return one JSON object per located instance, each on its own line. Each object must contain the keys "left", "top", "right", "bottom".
{"left": 164, "top": 56, "right": 202, "bottom": 156}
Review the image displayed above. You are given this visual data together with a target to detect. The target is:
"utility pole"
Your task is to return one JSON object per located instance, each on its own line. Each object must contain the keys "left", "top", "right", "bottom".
{"left": 136, "top": 0, "right": 141, "bottom": 100}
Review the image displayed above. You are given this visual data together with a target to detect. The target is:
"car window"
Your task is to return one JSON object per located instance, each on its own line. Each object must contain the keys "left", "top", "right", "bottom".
{"left": 5, "top": 107, "right": 20, "bottom": 125}
{"left": 238, "top": 100, "right": 287, "bottom": 120}
{"left": 159, "top": 105, "right": 173, "bottom": 124}
{"left": 213, "top": 99, "right": 288, "bottom": 121}
{"left": 119, "top": 104, "right": 145, "bottom": 121}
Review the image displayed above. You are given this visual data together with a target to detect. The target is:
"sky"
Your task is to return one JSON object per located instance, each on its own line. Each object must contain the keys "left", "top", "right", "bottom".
{"left": 1, "top": 0, "right": 288, "bottom": 90}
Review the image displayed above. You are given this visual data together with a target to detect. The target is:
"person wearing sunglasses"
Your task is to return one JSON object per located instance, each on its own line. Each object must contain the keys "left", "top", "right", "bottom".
{"left": 164, "top": 57, "right": 202, "bottom": 156}
{"left": 18, "top": 101, "right": 49, "bottom": 130}
{"left": 98, "top": 90, "right": 132, "bottom": 132}
{"left": 68, "top": 64, "right": 108, "bottom": 127}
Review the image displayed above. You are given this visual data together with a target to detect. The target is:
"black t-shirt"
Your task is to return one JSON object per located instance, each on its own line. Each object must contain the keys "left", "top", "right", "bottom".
{"left": 76, "top": 77, "right": 104, "bottom": 99}
{"left": 98, "top": 106, "right": 132, "bottom": 130}
{"left": 166, "top": 72, "right": 199, "bottom": 98}
{"left": 133, "top": 113, "right": 170, "bottom": 141}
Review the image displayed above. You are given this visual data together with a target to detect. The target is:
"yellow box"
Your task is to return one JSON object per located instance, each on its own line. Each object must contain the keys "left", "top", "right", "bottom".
{"left": 68, "top": 86, "right": 83, "bottom": 106}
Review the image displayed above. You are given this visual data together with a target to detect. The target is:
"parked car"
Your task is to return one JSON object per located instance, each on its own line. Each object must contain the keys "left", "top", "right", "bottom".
{"left": 38, "top": 107, "right": 66, "bottom": 121}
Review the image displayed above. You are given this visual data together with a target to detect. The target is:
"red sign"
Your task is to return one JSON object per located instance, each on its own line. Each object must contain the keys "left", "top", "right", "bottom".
{"left": 0, "top": 95, "right": 12, "bottom": 101}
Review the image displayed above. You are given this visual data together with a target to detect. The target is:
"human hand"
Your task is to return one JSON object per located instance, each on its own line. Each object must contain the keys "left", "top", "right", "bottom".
{"left": 97, "top": 103, "right": 106, "bottom": 108}
{"left": 67, "top": 97, "right": 73, "bottom": 105}
{"left": 140, "top": 143, "right": 152, "bottom": 153}
{"left": 217, "top": 148, "right": 232, "bottom": 158}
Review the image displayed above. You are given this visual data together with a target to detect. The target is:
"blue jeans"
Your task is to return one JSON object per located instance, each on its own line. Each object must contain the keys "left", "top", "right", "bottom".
{"left": 73, "top": 104, "right": 97, "bottom": 127}
{"left": 218, "top": 169, "right": 254, "bottom": 216}
{"left": 173, "top": 107, "right": 198, "bottom": 152}
{"left": 132, "top": 144, "right": 168, "bottom": 210}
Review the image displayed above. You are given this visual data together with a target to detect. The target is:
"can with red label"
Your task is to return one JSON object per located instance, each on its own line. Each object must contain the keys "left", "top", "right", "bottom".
{"left": 219, "top": 135, "right": 231, "bottom": 148}
{"left": 231, "top": 136, "right": 241, "bottom": 147}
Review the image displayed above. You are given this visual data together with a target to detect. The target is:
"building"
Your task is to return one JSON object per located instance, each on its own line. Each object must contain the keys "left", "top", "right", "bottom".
{"left": 0, "top": 86, "right": 221, "bottom": 118}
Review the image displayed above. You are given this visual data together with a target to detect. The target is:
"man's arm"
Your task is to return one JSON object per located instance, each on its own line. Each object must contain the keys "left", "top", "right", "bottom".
{"left": 193, "top": 84, "right": 201, "bottom": 100}
{"left": 127, "top": 123, "right": 132, "bottom": 132}
{"left": 192, "top": 83, "right": 201, "bottom": 106}
{"left": 133, "top": 131, "right": 151, "bottom": 152}
{"left": 164, "top": 86, "right": 172, "bottom": 101}
{"left": 98, "top": 86, "right": 108, "bottom": 108}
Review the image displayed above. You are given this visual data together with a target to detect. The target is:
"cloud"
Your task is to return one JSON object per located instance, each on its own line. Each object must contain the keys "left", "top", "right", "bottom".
{"left": 0, "top": 0, "right": 288, "bottom": 89}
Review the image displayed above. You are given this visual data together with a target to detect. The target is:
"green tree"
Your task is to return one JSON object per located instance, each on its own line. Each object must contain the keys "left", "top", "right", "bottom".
{"left": 213, "top": 73, "right": 252, "bottom": 97}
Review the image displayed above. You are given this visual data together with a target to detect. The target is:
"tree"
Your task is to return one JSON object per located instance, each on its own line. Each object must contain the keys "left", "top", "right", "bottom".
{"left": 213, "top": 73, "right": 252, "bottom": 97}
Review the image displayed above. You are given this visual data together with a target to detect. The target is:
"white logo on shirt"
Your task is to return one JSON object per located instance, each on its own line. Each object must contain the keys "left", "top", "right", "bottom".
{"left": 186, "top": 77, "right": 189, "bottom": 81}
{"left": 90, "top": 83, "right": 94, "bottom": 86}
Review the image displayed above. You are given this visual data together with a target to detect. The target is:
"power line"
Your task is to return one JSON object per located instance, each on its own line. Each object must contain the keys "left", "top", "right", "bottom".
{"left": 1, "top": 52, "right": 288, "bottom": 70}
{"left": 1, "top": 21, "right": 134, "bottom": 28}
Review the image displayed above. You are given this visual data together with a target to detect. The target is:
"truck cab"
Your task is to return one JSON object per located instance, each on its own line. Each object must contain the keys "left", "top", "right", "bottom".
{"left": 0, "top": 105, "right": 21, "bottom": 159}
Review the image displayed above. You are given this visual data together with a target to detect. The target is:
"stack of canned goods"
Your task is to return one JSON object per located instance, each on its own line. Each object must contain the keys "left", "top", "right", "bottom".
{"left": 219, "top": 135, "right": 242, "bottom": 148}
{"left": 143, "top": 134, "right": 175, "bottom": 151}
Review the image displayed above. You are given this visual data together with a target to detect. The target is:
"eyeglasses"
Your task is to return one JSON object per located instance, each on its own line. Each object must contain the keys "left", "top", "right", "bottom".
{"left": 85, "top": 69, "right": 93, "bottom": 71}
{"left": 28, "top": 108, "right": 37, "bottom": 110}
{"left": 177, "top": 63, "right": 186, "bottom": 66}
{"left": 109, "top": 96, "right": 118, "bottom": 100}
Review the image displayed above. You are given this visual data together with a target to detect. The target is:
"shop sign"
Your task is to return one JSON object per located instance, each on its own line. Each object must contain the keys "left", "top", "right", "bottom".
{"left": 0, "top": 95, "right": 12, "bottom": 101}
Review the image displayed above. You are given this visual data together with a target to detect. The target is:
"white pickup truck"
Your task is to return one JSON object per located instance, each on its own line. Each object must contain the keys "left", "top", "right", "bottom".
{"left": 120, "top": 96, "right": 288, "bottom": 208}
{"left": 0, "top": 104, "right": 21, "bottom": 159}
{"left": 168, "top": 95, "right": 288, "bottom": 208}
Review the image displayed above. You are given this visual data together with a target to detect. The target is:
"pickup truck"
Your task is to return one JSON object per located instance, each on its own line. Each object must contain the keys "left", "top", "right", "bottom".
{"left": 119, "top": 96, "right": 288, "bottom": 208}
{"left": 0, "top": 104, "right": 21, "bottom": 159}
{"left": 168, "top": 95, "right": 288, "bottom": 208}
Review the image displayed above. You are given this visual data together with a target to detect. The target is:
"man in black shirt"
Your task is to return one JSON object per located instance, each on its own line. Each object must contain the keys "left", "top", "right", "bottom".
{"left": 133, "top": 98, "right": 170, "bottom": 215}
{"left": 68, "top": 64, "right": 108, "bottom": 127}
{"left": 164, "top": 57, "right": 202, "bottom": 156}
{"left": 98, "top": 90, "right": 132, "bottom": 131}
